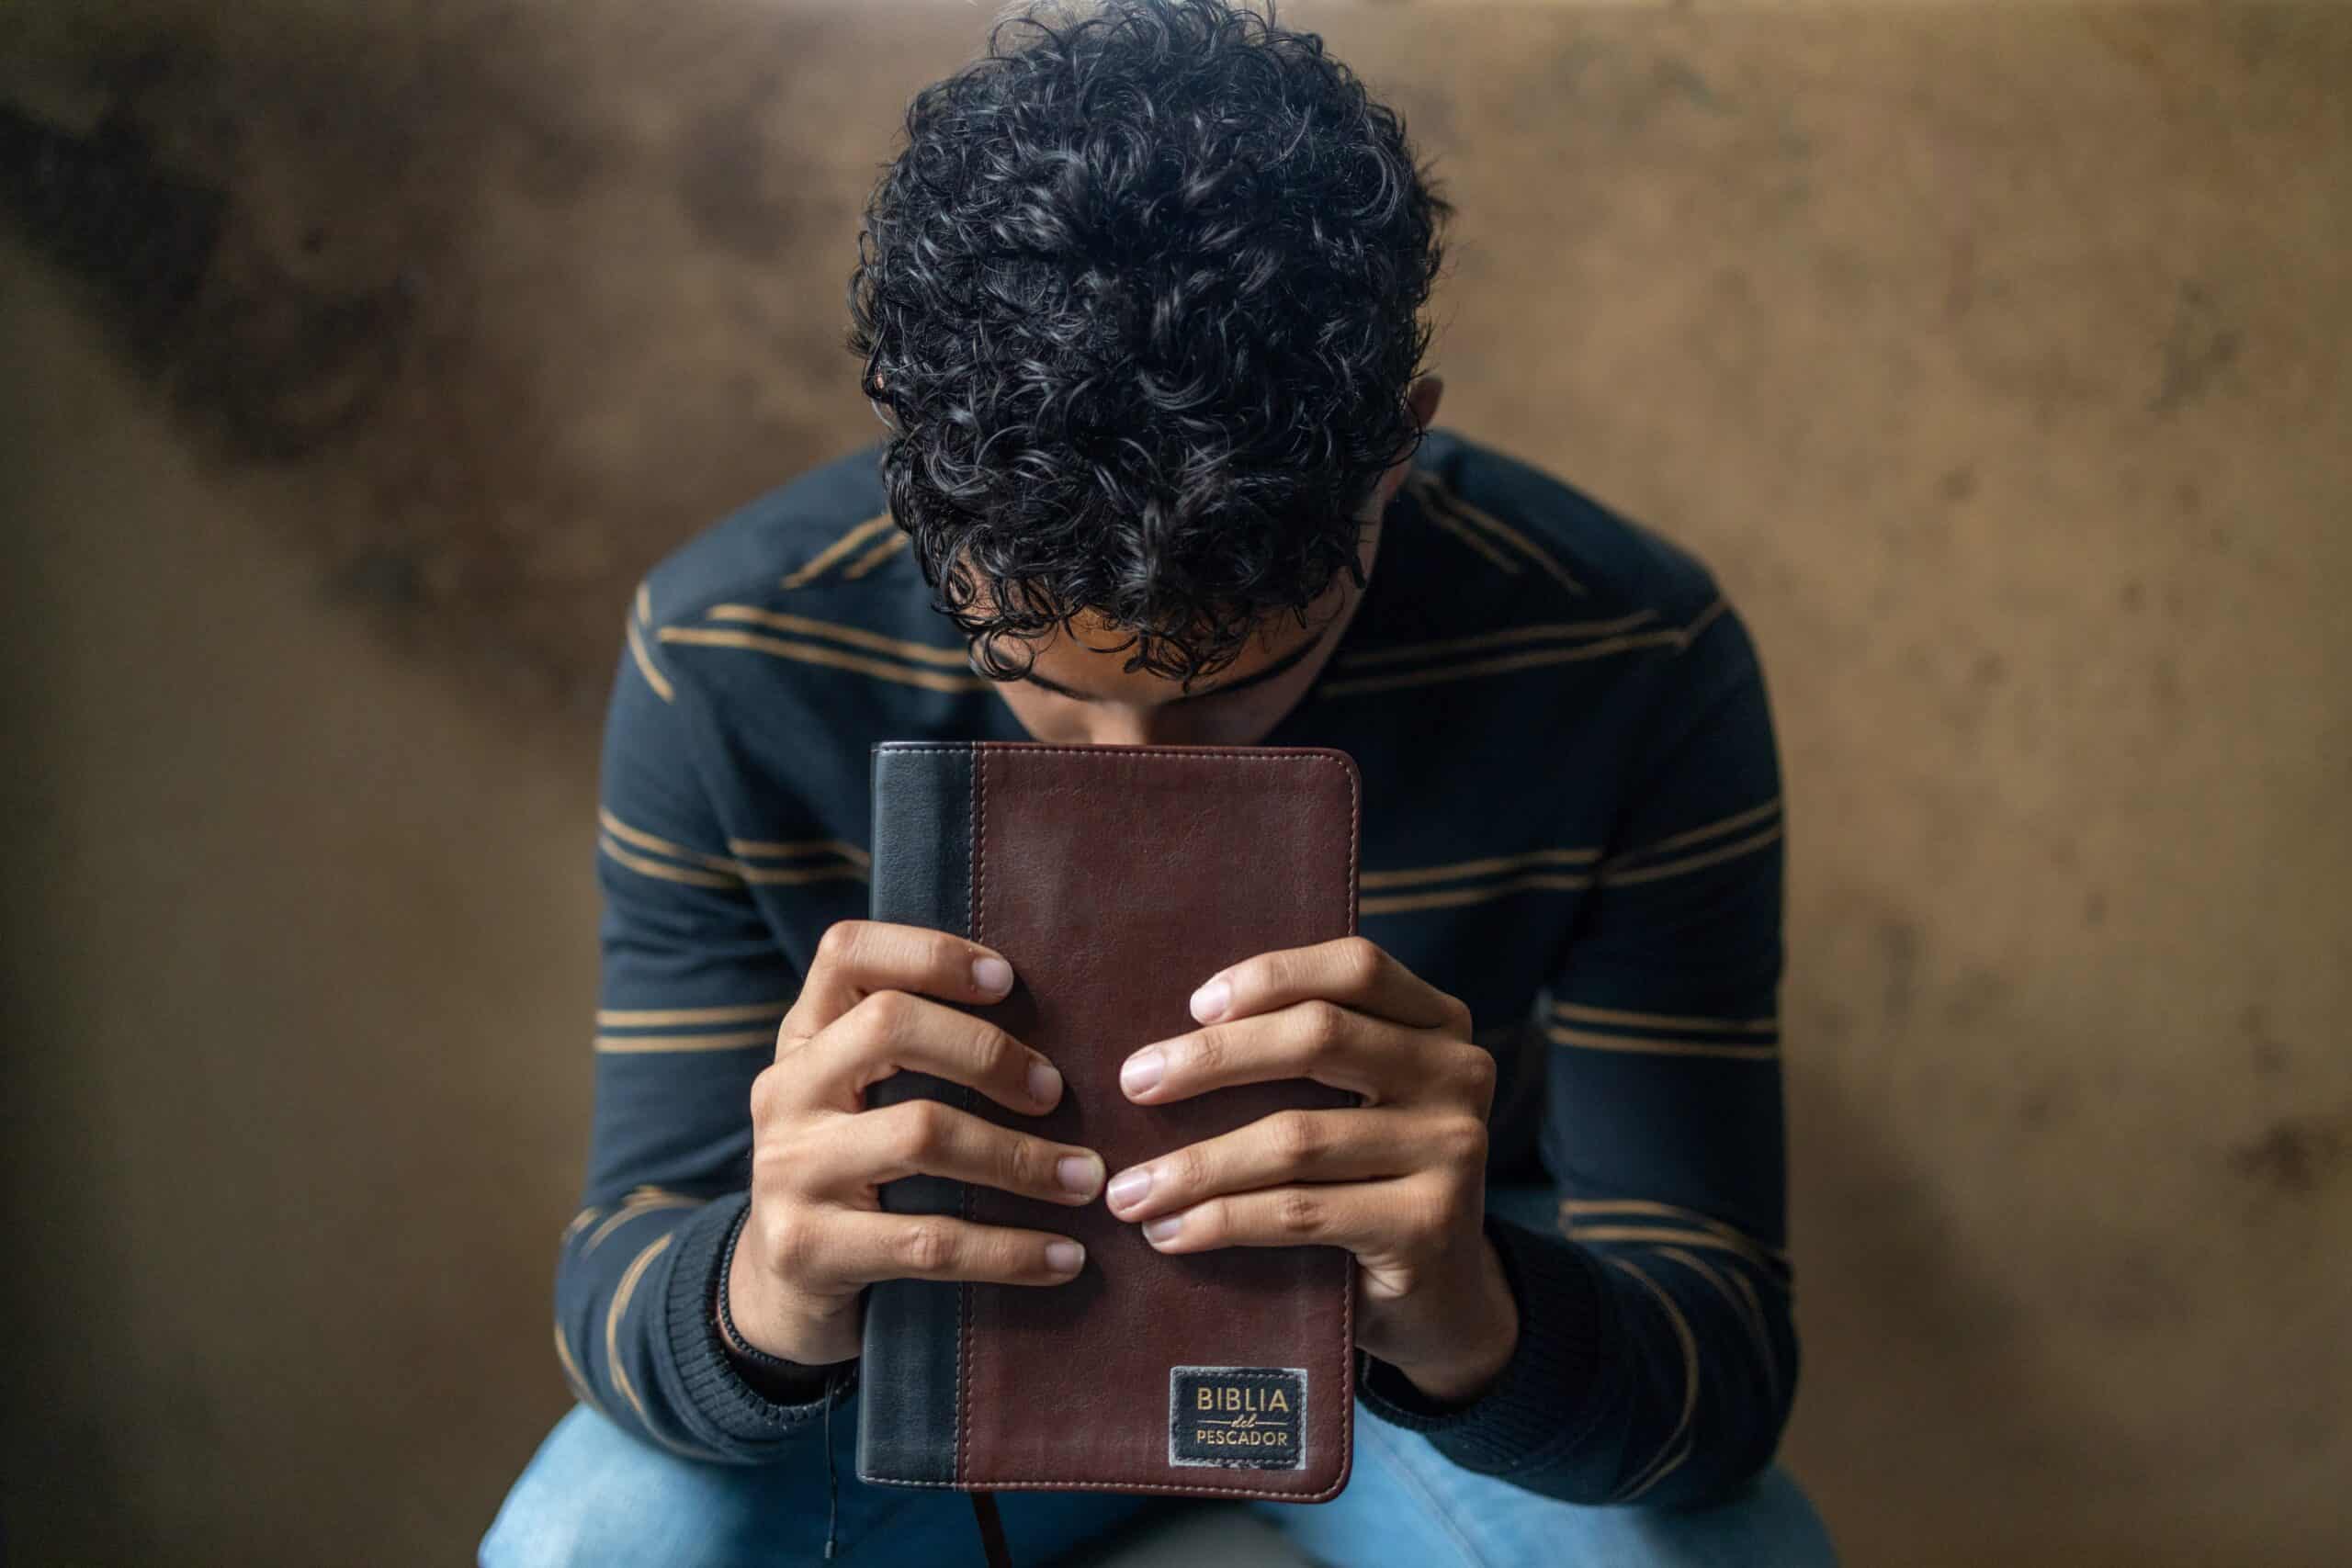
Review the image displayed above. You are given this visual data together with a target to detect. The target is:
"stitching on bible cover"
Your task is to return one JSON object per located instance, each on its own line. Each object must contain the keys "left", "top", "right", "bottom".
{"left": 957, "top": 740, "right": 983, "bottom": 1489}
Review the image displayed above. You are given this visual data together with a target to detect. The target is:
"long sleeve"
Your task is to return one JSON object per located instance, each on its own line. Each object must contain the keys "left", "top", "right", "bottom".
{"left": 1357, "top": 597, "right": 1797, "bottom": 1506}
{"left": 550, "top": 594, "right": 850, "bottom": 1463}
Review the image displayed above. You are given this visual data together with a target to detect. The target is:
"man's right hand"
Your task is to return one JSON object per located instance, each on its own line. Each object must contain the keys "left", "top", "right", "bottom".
{"left": 725, "top": 919, "right": 1102, "bottom": 1368}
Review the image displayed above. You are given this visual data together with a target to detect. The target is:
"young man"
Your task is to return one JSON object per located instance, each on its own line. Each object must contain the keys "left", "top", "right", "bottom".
{"left": 482, "top": 2, "right": 1835, "bottom": 1562}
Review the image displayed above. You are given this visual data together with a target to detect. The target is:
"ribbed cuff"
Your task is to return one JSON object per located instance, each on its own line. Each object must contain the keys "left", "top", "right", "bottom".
{"left": 1355, "top": 1212, "right": 1614, "bottom": 1472}
{"left": 663, "top": 1192, "right": 856, "bottom": 1447}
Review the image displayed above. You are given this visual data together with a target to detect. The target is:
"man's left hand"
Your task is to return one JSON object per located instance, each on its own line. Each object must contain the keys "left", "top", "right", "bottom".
{"left": 1107, "top": 935, "right": 1518, "bottom": 1405}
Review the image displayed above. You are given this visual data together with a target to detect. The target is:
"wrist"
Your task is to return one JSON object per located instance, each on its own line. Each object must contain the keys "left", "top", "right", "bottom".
{"left": 1356, "top": 1213, "right": 1615, "bottom": 1465}
{"left": 1385, "top": 1235, "right": 1519, "bottom": 1406}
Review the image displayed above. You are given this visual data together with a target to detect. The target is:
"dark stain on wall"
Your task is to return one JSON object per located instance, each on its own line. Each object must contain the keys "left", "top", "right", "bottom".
{"left": 2229, "top": 1111, "right": 2347, "bottom": 1197}
{"left": 0, "top": 105, "right": 220, "bottom": 355}
{"left": 2, "top": 100, "right": 419, "bottom": 476}
{"left": 0, "top": 9, "right": 890, "bottom": 726}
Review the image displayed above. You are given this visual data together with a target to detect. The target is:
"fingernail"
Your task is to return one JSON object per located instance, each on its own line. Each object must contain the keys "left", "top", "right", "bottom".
{"left": 1027, "top": 1059, "right": 1062, "bottom": 1105}
{"left": 1142, "top": 1214, "right": 1182, "bottom": 1245}
{"left": 1046, "top": 1240, "right": 1084, "bottom": 1273}
{"left": 1106, "top": 1167, "right": 1153, "bottom": 1210}
{"left": 1190, "top": 976, "right": 1230, "bottom": 1022}
{"left": 1057, "top": 1154, "right": 1102, "bottom": 1197}
{"left": 973, "top": 954, "right": 1013, "bottom": 995}
{"left": 1121, "top": 1047, "right": 1164, "bottom": 1096}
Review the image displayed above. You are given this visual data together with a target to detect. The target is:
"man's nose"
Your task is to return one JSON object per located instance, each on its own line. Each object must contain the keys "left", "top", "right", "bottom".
{"left": 1079, "top": 706, "right": 1163, "bottom": 748}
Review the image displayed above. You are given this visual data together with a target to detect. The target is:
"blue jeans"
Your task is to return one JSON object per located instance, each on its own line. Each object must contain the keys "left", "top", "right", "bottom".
{"left": 484, "top": 1188, "right": 1837, "bottom": 1567}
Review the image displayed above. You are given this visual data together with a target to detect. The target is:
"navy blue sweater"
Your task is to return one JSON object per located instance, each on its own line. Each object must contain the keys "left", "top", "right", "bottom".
{"left": 553, "top": 428, "right": 1797, "bottom": 1506}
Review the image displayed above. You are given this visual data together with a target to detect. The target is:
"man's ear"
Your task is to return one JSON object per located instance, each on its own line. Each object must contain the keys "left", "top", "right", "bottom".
{"left": 1408, "top": 373, "right": 1444, "bottom": 433}
{"left": 1363, "top": 375, "right": 1445, "bottom": 517}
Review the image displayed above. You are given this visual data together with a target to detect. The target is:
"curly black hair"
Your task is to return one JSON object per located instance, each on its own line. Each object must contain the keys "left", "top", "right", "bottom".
{"left": 847, "top": 0, "right": 1450, "bottom": 688}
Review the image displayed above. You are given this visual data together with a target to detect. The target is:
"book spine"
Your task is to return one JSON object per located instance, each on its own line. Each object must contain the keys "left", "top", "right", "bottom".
{"left": 854, "top": 741, "right": 974, "bottom": 1488}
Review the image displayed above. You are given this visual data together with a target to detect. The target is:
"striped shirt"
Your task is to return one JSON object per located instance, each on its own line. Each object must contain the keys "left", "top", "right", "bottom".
{"left": 557, "top": 427, "right": 1796, "bottom": 1505}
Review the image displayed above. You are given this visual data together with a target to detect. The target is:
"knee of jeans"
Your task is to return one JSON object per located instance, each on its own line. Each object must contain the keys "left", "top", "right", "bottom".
{"left": 478, "top": 1494, "right": 554, "bottom": 1568}
{"left": 479, "top": 1412, "right": 768, "bottom": 1568}
{"left": 480, "top": 1480, "right": 578, "bottom": 1568}
{"left": 480, "top": 1466, "right": 631, "bottom": 1568}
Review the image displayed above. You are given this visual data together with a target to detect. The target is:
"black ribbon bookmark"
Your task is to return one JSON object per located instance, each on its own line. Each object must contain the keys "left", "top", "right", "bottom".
{"left": 814, "top": 1369, "right": 1003, "bottom": 1565}
{"left": 821, "top": 1363, "right": 846, "bottom": 1559}
{"left": 971, "top": 1491, "right": 1012, "bottom": 1568}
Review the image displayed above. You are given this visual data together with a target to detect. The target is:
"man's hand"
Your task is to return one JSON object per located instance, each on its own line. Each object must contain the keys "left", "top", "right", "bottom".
{"left": 727, "top": 919, "right": 1105, "bottom": 1367}
{"left": 1104, "top": 935, "right": 1518, "bottom": 1405}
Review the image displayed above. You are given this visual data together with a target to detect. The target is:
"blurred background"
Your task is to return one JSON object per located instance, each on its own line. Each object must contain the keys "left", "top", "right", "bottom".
{"left": 2, "top": 0, "right": 2345, "bottom": 1563}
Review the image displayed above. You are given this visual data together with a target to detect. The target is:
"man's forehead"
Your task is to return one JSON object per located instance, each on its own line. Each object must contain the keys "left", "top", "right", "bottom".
{"left": 958, "top": 587, "right": 1330, "bottom": 704}
{"left": 964, "top": 574, "right": 1309, "bottom": 653}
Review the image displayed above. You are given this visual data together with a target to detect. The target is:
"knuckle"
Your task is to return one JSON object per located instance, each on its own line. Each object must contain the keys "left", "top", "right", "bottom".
{"left": 975, "top": 1025, "right": 1023, "bottom": 1079}
{"left": 999, "top": 1231, "right": 1049, "bottom": 1279}
{"left": 768, "top": 1210, "right": 819, "bottom": 1276}
{"left": 861, "top": 987, "right": 916, "bottom": 1034}
{"left": 894, "top": 1218, "right": 955, "bottom": 1274}
{"left": 1270, "top": 1110, "right": 1324, "bottom": 1166}
{"left": 999, "top": 1133, "right": 1044, "bottom": 1192}
{"left": 892, "top": 1100, "right": 947, "bottom": 1163}
{"left": 1425, "top": 1177, "right": 1475, "bottom": 1239}
{"left": 814, "top": 919, "right": 864, "bottom": 970}
{"left": 749, "top": 1136, "right": 796, "bottom": 1192}
{"left": 1453, "top": 1044, "right": 1498, "bottom": 1105}
{"left": 751, "top": 1114, "right": 814, "bottom": 1187}
{"left": 1340, "top": 936, "right": 1386, "bottom": 988}
{"left": 1436, "top": 1113, "right": 1488, "bottom": 1168}
{"left": 747, "top": 1065, "right": 784, "bottom": 1122}
{"left": 1300, "top": 998, "right": 1348, "bottom": 1054}
{"left": 754, "top": 1207, "right": 787, "bottom": 1260}
{"left": 1274, "top": 1189, "right": 1324, "bottom": 1237}
{"left": 1438, "top": 990, "right": 1476, "bottom": 1037}
{"left": 1166, "top": 1141, "right": 1211, "bottom": 1196}
{"left": 1185, "top": 1027, "right": 1227, "bottom": 1079}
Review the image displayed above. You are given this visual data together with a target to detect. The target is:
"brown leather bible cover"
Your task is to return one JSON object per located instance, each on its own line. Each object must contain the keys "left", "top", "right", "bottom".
{"left": 858, "top": 740, "right": 1360, "bottom": 1501}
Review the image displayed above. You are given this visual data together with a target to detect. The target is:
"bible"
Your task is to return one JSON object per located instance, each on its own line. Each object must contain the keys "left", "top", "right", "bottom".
{"left": 856, "top": 739, "right": 1360, "bottom": 1502}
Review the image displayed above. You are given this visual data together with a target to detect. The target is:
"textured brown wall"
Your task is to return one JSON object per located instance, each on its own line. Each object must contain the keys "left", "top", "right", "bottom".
{"left": 3, "top": 3, "right": 2346, "bottom": 1564}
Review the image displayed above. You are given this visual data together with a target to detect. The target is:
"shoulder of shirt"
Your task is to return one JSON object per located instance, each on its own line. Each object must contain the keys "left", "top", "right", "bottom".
{"left": 1410, "top": 427, "right": 1728, "bottom": 627}
{"left": 624, "top": 441, "right": 959, "bottom": 705}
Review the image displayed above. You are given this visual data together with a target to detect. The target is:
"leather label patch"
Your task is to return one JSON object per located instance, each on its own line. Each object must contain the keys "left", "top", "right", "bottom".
{"left": 1168, "top": 1366, "right": 1307, "bottom": 1471}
